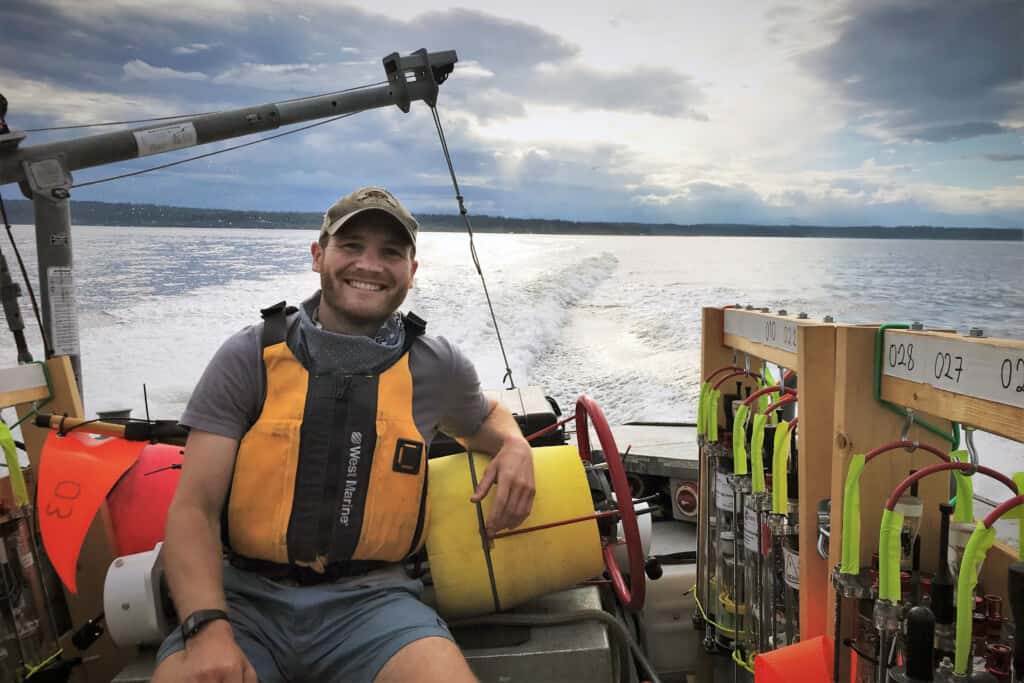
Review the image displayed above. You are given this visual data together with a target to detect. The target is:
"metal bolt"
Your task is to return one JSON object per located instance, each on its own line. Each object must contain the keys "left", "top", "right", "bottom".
{"left": 823, "top": 315, "right": 834, "bottom": 323}
{"left": 778, "top": 309, "right": 788, "bottom": 316}
{"left": 761, "top": 307, "right": 769, "bottom": 313}
{"left": 797, "top": 312, "right": 808, "bottom": 319}
{"left": 910, "top": 321, "right": 924, "bottom": 330}
{"left": 967, "top": 327, "right": 985, "bottom": 337}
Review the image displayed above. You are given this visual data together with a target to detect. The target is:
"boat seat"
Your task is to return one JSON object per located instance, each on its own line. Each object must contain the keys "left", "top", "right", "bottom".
{"left": 112, "top": 585, "right": 614, "bottom": 683}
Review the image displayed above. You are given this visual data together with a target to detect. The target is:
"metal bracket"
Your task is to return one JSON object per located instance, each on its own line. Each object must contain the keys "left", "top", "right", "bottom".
{"left": 21, "top": 156, "right": 72, "bottom": 200}
{"left": 382, "top": 49, "right": 458, "bottom": 112}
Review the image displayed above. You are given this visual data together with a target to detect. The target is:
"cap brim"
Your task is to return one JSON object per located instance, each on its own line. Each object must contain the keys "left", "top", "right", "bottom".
{"left": 323, "top": 207, "right": 415, "bottom": 245}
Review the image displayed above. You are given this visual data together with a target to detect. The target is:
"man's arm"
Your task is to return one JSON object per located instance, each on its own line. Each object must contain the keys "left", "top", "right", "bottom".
{"left": 161, "top": 429, "right": 256, "bottom": 681}
{"left": 463, "top": 399, "right": 535, "bottom": 536}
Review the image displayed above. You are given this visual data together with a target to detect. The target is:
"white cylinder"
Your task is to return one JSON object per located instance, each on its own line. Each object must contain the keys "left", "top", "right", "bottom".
{"left": 103, "top": 543, "right": 173, "bottom": 647}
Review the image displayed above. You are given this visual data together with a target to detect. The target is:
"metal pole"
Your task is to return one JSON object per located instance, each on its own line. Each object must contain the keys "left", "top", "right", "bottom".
{"left": 31, "top": 189, "right": 80, "bottom": 388}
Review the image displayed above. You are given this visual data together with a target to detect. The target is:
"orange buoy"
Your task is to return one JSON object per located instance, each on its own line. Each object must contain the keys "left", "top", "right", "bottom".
{"left": 107, "top": 443, "right": 183, "bottom": 556}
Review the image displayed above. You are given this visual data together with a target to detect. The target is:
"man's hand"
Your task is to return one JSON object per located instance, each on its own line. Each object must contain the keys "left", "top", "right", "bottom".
{"left": 469, "top": 435, "right": 535, "bottom": 536}
{"left": 182, "top": 620, "right": 258, "bottom": 682}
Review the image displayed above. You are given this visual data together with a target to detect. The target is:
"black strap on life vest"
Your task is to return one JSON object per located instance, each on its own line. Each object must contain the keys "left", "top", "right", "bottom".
{"left": 260, "top": 300, "right": 296, "bottom": 348}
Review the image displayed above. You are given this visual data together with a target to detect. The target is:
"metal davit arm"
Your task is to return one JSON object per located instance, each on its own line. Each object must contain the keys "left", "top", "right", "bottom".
{"left": 0, "top": 50, "right": 458, "bottom": 185}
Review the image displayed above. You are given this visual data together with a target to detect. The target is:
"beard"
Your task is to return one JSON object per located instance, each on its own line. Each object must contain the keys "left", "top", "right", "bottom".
{"left": 318, "top": 267, "right": 409, "bottom": 331}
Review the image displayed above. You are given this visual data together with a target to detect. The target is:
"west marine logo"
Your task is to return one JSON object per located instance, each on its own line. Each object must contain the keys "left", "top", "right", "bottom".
{"left": 339, "top": 431, "right": 363, "bottom": 526}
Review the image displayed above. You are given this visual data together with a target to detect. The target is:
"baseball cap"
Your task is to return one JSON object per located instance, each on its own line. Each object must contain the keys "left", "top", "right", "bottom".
{"left": 320, "top": 187, "right": 418, "bottom": 247}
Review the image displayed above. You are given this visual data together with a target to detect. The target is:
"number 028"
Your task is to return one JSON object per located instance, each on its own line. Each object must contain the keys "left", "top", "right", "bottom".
{"left": 888, "top": 343, "right": 915, "bottom": 372}
{"left": 1001, "top": 358, "right": 1024, "bottom": 393}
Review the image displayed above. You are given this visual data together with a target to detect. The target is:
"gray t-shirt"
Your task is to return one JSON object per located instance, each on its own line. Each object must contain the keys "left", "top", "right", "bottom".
{"left": 181, "top": 311, "right": 490, "bottom": 446}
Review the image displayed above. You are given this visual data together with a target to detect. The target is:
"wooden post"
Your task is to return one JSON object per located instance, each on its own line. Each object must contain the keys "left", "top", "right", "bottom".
{"left": 796, "top": 324, "right": 836, "bottom": 639}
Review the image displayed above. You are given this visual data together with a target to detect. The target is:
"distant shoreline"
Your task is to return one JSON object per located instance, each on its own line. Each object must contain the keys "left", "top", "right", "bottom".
{"left": 5, "top": 199, "right": 1021, "bottom": 241}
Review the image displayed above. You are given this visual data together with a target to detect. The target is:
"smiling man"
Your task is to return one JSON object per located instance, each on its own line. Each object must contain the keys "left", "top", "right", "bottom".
{"left": 155, "top": 187, "right": 535, "bottom": 683}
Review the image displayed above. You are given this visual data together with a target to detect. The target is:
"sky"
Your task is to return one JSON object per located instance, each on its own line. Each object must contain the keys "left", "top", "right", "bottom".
{"left": 1, "top": 0, "right": 1022, "bottom": 227}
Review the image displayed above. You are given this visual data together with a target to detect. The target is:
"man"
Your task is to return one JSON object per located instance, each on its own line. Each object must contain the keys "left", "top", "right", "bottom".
{"left": 153, "top": 187, "right": 536, "bottom": 683}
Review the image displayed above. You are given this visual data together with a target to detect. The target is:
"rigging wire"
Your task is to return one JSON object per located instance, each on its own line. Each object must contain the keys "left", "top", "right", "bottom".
{"left": 0, "top": 191, "right": 51, "bottom": 356}
{"left": 70, "top": 112, "right": 358, "bottom": 189}
{"left": 428, "top": 104, "right": 518, "bottom": 392}
{"left": 21, "top": 81, "right": 388, "bottom": 133}
{"left": 23, "top": 112, "right": 220, "bottom": 133}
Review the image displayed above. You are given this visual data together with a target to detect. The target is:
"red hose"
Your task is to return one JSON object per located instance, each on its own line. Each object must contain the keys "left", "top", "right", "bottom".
{"left": 884, "top": 462, "right": 1018, "bottom": 510}
{"left": 984, "top": 494, "right": 1024, "bottom": 528}
{"left": 864, "top": 441, "right": 950, "bottom": 464}
{"left": 740, "top": 384, "right": 796, "bottom": 407}
{"left": 762, "top": 393, "right": 796, "bottom": 415}
{"left": 704, "top": 365, "right": 742, "bottom": 383}
{"left": 712, "top": 370, "right": 763, "bottom": 390}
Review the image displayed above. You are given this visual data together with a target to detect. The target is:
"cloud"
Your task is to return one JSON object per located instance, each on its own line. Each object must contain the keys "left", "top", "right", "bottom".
{"left": 123, "top": 59, "right": 208, "bottom": 81}
{"left": 802, "top": 0, "right": 1024, "bottom": 143}
{"left": 0, "top": 69, "right": 179, "bottom": 126}
{"left": 172, "top": 43, "right": 211, "bottom": 55}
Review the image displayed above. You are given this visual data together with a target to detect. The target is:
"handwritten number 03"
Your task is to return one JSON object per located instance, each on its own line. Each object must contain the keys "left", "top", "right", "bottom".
{"left": 45, "top": 480, "right": 81, "bottom": 519}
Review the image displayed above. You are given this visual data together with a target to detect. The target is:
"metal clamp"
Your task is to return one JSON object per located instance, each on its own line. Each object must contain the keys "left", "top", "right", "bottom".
{"left": 964, "top": 426, "right": 979, "bottom": 466}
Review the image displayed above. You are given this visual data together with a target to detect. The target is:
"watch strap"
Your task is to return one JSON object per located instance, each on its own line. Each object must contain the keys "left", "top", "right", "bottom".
{"left": 181, "top": 608, "right": 229, "bottom": 641}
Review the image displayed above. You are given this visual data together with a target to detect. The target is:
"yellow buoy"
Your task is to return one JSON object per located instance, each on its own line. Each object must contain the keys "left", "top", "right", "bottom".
{"left": 426, "top": 445, "right": 606, "bottom": 618}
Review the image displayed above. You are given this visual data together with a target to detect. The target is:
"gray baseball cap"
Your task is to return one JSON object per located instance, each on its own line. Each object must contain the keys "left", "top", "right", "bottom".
{"left": 320, "top": 187, "right": 419, "bottom": 247}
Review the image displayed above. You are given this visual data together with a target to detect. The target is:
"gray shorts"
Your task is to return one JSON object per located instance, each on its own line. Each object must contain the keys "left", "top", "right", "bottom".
{"left": 157, "top": 563, "right": 453, "bottom": 682}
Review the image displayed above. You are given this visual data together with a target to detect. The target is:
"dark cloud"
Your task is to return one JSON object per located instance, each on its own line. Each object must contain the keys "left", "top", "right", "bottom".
{"left": 911, "top": 122, "right": 1012, "bottom": 143}
{"left": 802, "top": 0, "right": 1024, "bottom": 142}
{"left": 981, "top": 152, "right": 1024, "bottom": 162}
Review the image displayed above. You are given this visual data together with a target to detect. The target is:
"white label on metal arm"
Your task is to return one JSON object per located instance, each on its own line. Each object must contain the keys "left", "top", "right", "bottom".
{"left": 47, "top": 266, "right": 80, "bottom": 357}
{"left": 715, "top": 471, "right": 734, "bottom": 513}
{"left": 744, "top": 505, "right": 759, "bottom": 552}
{"left": 134, "top": 122, "right": 198, "bottom": 157}
{"left": 882, "top": 331, "right": 1024, "bottom": 409}
{"left": 783, "top": 546, "right": 800, "bottom": 590}
{"left": 723, "top": 309, "right": 798, "bottom": 354}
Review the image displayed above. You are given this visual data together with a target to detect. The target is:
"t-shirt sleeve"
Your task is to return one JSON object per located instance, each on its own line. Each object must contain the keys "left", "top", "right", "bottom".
{"left": 436, "top": 338, "right": 490, "bottom": 438}
{"left": 180, "top": 326, "right": 262, "bottom": 440}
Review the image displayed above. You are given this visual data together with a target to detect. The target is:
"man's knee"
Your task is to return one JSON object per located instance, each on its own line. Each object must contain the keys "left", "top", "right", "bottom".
{"left": 375, "top": 636, "right": 476, "bottom": 683}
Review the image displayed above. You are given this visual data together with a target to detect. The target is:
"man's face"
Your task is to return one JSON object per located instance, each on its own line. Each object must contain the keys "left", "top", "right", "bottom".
{"left": 311, "top": 214, "right": 418, "bottom": 334}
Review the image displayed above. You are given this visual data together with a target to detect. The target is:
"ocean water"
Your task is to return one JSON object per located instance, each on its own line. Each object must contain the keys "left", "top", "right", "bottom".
{"left": 1, "top": 226, "right": 1022, "bottom": 532}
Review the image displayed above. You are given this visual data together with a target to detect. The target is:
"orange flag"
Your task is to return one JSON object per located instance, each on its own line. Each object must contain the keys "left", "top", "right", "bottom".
{"left": 37, "top": 431, "right": 145, "bottom": 592}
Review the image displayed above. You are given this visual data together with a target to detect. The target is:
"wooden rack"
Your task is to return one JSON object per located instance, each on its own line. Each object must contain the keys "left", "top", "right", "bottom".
{"left": 1, "top": 357, "right": 131, "bottom": 682}
{"left": 700, "top": 305, "right": 838, "bottom": 639}
{"left": 827, "top": 326, "right": 1024, "bottom": 679}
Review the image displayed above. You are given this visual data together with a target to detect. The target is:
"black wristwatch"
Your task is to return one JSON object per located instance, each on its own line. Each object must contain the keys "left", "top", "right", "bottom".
{"left": 181, "top": 609, "right": 229, "bottom": 641}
